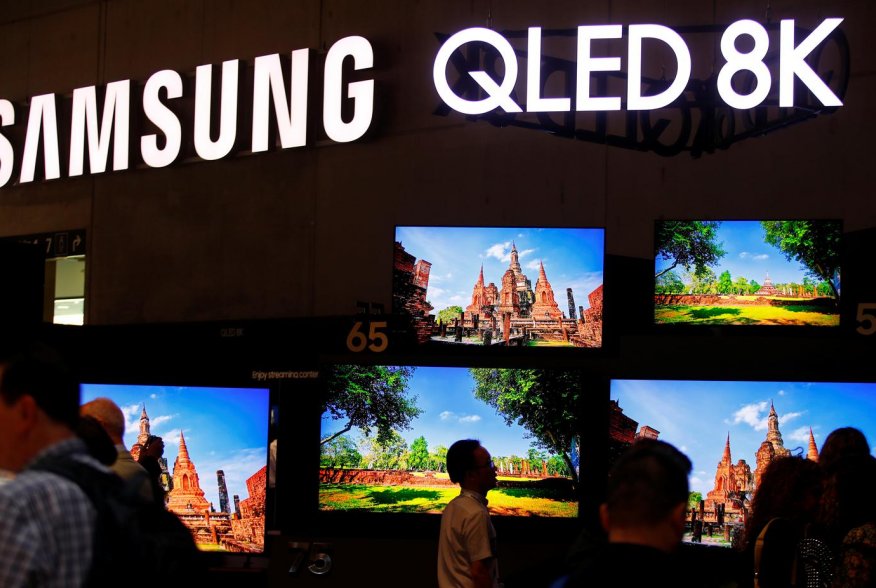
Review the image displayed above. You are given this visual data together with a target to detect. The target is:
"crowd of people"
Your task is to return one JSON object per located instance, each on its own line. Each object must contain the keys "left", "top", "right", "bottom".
{"left": 439, "top": 434, "right": 876, "bottom": 588}
{"left": 2, "top": 337, "right": 875, "bottom": 588}
{"left": 0, "top": 339, "right": 202, "bottom": 587}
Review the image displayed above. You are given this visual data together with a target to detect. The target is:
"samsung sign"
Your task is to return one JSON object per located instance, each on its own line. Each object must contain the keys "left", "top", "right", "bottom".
{"left": 0, "top": 19, "right": 845, "bottom": 186}
{"left": 433, "top": 19, "right": 844, "bottom": 114}
{"left": 0, "top": 36, "right": 374, "bottom": 187}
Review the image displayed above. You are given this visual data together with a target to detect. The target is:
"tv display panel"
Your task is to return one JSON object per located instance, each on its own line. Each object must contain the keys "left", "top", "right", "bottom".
{"left": 610, "top": 379, "right": 876, "bottom": 547}
{"left": 394, "top": 226, "right": 605, "bottom": 348}
{"left": 319, "top": 365, "right": 580, "bottom": 518}
{"left": 654, "top": 220, "right": 841, "bottom": 327}
{"left": 80, "top": 383, "right": 270, "bottom": 553}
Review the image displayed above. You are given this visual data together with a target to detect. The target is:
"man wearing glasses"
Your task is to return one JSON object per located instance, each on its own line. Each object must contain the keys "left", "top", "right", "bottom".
{"left": 438, "top": 439, "right": 500, "bottom": 588}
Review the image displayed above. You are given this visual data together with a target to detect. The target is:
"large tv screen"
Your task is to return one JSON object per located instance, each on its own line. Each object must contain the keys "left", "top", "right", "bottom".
{"left": 394, "top": 226, "right": 605, "bottom": 348}
{"left": 654, "top": 220, "right": 841, "bottom": 327}
{"left": 80, "top": 383, "right": 270, "bottom": 553}
{"left": 319, "top": 365, "right": 580, "bottom": 518}
{"left": 610, "top": 379, "right": 876, "bottom": 546}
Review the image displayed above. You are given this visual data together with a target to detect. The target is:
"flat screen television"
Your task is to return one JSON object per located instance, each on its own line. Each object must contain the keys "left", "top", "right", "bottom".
{"left": 654, "top": 220, "right": 841, "bottom": 327}
{"left": 80, "top": 383, "right": 271, "bottom": 554}
{"left": 610, "top": 378, "right": 876, "bottom": 547}
{"left": 319, "top": 364, "right": 581, "bottom": 519}
{"left": 394, "top": 226, "right": 605, "bottom": 348}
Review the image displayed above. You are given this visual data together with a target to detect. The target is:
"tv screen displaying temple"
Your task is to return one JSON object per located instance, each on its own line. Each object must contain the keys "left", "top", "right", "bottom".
{"left": 319, "top": 365, "right": 581, "bottom": 518}
{"left": 393, "top": 226, "right": 605, "bottom": 348}
{"left": 654, "top": 220, "right": 841, "bottom": 326}
{"left": 80, "top": 383, "right": 270, "bottom": 553}
{"left": 609, "top": 379, "right": 876, "bottom": 547}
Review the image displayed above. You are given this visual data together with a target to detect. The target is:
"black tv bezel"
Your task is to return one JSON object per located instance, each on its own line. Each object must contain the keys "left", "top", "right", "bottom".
{"left": 651, "top": 218, "right": 844, "bottom": 335}
{"left": 299, "top": 353, "right": 593, "bottom": 540}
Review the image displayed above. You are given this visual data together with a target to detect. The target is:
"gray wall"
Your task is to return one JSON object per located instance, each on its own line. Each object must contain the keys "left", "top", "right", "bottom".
{"left": 0, "top": 0, "right": 869, "bottom": 325}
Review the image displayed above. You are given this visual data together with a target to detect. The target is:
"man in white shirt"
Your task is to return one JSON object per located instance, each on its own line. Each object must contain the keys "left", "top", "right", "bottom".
{"left": 438, "top": 439, "right": 500, "bottom": 588}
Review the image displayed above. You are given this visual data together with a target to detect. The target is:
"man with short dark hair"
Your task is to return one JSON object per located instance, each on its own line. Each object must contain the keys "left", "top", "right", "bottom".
{"left": 438, "top": 439, "right": 500, "bottom": 588}
{"left": 0, "top": 342, "right": 102, "bottom": 587}
{"left": 566, "top": 439, "right": 693, "bottom": 587}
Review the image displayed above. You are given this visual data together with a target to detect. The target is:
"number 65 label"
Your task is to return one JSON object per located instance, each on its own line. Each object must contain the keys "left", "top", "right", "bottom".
{"left": 346, "top": 321, "right": 389, "bottom": 352}
{"left": 856, "top": 303, "right": 876, "bottom": 335}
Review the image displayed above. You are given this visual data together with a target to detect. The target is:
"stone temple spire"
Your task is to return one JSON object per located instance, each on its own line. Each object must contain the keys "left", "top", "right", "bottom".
{"left": 765, "top": 401, "right": 790, "bottom": 457}
{"left": 137, "top": 405, "right": 152, "bottom": 446}
{"left": 807, "top": 428, "right": 819, "bottom": 462}
{"left": 721, "top": 433, "right": 732, "bottom": 464}
{"left": 509, "top": 242, "right": 522, "bottom": 276}
{"left": 477, "top": 264, "right": 484, "bottom": 286}
{"left": 177, "top": 429, "right": 192, "bottom": 464}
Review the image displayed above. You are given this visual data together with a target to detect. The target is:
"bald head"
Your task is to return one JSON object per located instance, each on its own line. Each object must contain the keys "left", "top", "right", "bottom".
{"left": 81, "top": 397, "right": 125, "bottom": 444}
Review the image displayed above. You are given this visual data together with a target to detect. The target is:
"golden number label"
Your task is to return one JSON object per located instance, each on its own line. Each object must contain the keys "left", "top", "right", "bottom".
{"left": 346, "top": 321, "right": 388, "bottom": 352}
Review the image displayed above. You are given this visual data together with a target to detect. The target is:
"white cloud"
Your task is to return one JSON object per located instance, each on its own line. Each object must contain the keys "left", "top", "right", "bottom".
{"left": 439, "top": 410, "right": 481, "bottom": 424}
{"left": 517, "top": 248, "right": 536, "bottom": 259}
{"left": 525, "top": 260, "right": 542, "bottom": 271}
{"left": 779, "top": 411, "right": 804, "bottom": 426}
{"left": 739, "top": 251, "right": 751, "bottom": 259}
{"left": 754, "top": 254, "right": 769, "bottom": 261}
{"left": 732, "top": 401, "right": 769, "bottom": 431}
{"left": 485, "top": 243, "right": 510, "bottom": 262}
{"left": 788, "top": 426, "right": 812, "bottom": 443}
{"left": 778, "top": 389, "right": 786, "bottom": 396}
{"left": 739, "top": 252, "right": 769, "bottom": 261}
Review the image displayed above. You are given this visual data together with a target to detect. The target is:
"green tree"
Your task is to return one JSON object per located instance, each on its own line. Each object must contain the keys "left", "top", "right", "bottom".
{"left": 320, "top": 434, "right": 362, "bottom": 468}
{"left": 358, "top": 430, "right": 409, "bottom": 470}
{"left": 749, "top": 280, "right": 760, "bottom": 295}
{"left": 817, "top": 281, "right": 832, "bottom": 296}
{"left": 718, "top": 270, "right": 733, "bottom": 295}
{"left": 547, "top": 454, "right": 570, "bottom": 477}
{"left": 802, "top": 277, "right": 815, "bottom": 296}
{"left": 429, "top": 445, "right": 448, "bottom": 472}
{"left": 688, "top": 267, "right": 718, "bottom": 294}
{"left": 688, "top": 491, "right": 703, "bottom": 510}
{"left": 655, "top": 221, "right": 726, "bottom": 279}
{"left": 733, "top": 276, "right": 749, "bottom": 295}
{"left": 656, "top": 270, "right": 686, "bottom": 294}
{"left": 321, "top": 365, "right": 421, "bottom": 448}
{"left": 409, "top": 435, "right": 430, "bottom": 471}
{"left": 437, "top": 305, "right": 465, "bottom": 325}
{"left": 469, "top": 368, "right": 582, "bottom": 487}
{"left": 761, "top": 220, "right": 841, "bottom": 301}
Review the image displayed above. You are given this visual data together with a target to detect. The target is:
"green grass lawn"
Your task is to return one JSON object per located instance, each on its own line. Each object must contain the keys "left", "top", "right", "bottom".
{"left": 655, "top": 304, "right": 839, "bottom": 326}
{"left": 319, "top": 484, "right": 578, "bottom": 517}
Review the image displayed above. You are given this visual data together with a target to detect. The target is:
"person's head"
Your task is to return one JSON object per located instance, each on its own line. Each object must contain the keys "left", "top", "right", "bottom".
{"left": 820, "top": 427, "right": 870, "bottom": 472}
{"left": 446, "top": 439, "right": 497, "bottom": 496}
{"left": 601, "top": 439, "right": 692, "bottom": 552}
{"left": 746, "top": 456, "right": 823, "bottom": 544}
{"left": 76, "top": 415, "right": 118, "bottom": 466}
{"left": 81, "top": 397, "right": 126, "bottom": 445}
{"left": 0, "top": 340, "right": 79, "bottom": 472}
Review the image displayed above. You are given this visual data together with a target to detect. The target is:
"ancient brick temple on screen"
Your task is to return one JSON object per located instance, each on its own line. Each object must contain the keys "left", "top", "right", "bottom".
{"left": 611, "top": 400, "right": 821, "bottom": 523}
{"left": 394, "top": 241, "right": 603, "bottom": 347}
{"left": 131, "top": 407, "right": 267, "bottom": 552}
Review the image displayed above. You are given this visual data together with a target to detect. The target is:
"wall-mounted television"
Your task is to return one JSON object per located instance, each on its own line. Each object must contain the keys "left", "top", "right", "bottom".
{"left": 654, "top": 220, "right": 841, "bottom": 327}
{"left": 319, "top": 364, "right": 581, "bottom": 519}
{"left": 80, "top": 383, "right": 271, "bottom": 554}
{"left": 610, "top": 378, "right": 876, "bottom": 546}
{"left": 394, "top": 226, "right": 605, "bottom": 348}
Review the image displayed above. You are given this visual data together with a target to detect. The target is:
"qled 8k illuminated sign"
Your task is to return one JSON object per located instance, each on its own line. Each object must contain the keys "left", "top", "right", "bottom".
{"left": 0, "top": 36, "right": 374, "bottom": 187}
{"left": 433, "top": 19, "right": 844, "bottom": 115}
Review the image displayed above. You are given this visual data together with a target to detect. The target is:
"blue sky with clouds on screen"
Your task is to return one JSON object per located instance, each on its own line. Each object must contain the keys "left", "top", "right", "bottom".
{"left": 612, "top": 379, "right": 876, "bottom": 495}
{"left": 81, "top": 383, "right": 269, "bottom": 511}
{"left": 395, "top": 226, "right": 604, "bottom": 315}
